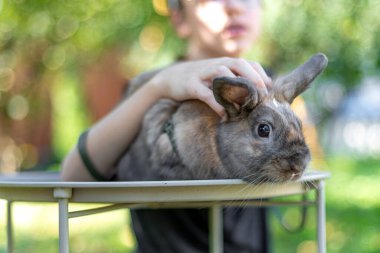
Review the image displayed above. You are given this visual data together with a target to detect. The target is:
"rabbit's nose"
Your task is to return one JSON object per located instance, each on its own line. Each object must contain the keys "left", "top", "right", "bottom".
{"left": 288, "top": 165, "right": 300, "bottom": 175}
{"left": 287, "top": 163, "right": 304, "bottom": 180}
{"left": 288, "top": 160, "right": 305, "bottom": 173}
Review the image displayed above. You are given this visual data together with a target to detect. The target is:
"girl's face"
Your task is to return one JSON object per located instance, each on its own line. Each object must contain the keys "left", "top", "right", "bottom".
{"left": 176, "top": 0, "right": 262, "bottom": 59}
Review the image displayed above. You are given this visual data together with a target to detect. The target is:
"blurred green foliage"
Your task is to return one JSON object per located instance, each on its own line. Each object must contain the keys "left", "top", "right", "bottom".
{"left": 1, "top": 0, "right": 379, "bottom": 166}
{"left": 0, "top": 0, "right": 181, "bottom": 78}
{"left": 1, "top": 0, "right": 379, "bottom": 87}
{"left": 0, "top": 0, "right": 181, "bottom": 170}
{"left": 260, "top": 0, "right": 380, "bottom": 88}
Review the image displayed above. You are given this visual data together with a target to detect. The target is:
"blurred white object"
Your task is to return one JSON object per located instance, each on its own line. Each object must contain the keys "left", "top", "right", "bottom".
{"left": 324, "top": 76, "right": 380, "bottom": 157}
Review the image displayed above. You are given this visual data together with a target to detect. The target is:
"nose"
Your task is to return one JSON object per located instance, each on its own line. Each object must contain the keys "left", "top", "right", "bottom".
{"left": 288, "top": 158, "right": 306, "bottom": 174}
{"left": 288, "top": 162, "right": 299, "bottom": 173}
{"left": 224, "top": 0, "right": 245, "bottom": 15}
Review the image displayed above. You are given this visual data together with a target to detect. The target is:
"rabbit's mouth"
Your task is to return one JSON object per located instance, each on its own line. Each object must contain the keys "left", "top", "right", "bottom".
{"left": 268, "top": 170, "right": 304, "bottom": 183}
{"left": 280, "top": 164, "right": 306, "bottom": 182}
{"left": 251, "top": 162, "right": 306, "bottom": 183}
{"left": 288, "top": 171, "right": 303, "bottom": 181}
{"left": 241, "top": 169, "right": 303, "bottom": 184}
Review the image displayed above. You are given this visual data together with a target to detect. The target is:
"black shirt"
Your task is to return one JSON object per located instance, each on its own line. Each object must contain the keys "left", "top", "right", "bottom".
{"left": 131, "top": 207, "right": 269, "bottom": 253}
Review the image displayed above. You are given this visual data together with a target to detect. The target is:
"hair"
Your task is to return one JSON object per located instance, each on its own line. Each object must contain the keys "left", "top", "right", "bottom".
{"left": 167, "top": 0, "right": 183, "bottom": 11}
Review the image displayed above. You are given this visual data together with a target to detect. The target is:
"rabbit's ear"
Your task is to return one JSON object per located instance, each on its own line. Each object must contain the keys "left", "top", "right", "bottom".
{"left": 213, "top": 77, "right": 263, "bottom": 120}
{"left": 274, "top": 53, "right": 328, "bottom": 104}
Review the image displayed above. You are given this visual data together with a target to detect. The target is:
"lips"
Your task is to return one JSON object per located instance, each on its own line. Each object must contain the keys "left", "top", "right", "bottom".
{"left": 223, "top": 24, "right": 247, "bottom": 38}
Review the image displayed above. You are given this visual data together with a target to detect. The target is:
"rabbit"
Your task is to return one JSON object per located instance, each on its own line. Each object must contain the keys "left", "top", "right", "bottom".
{"left": 117, "top": 53, "right": 328, "bottom": 183}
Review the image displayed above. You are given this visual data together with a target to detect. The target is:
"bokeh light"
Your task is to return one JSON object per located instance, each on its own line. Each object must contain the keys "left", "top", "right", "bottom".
{"left": 139, "top": 23, "right": 165, "bottom": 53}
{"left": 19, "top": 143, "right": 38, "bottom": 169}
{"left": 153, "top": 0, "right": 169, "bottom": 16}
{"left": 0, "top": 68, "right": 15, "bottom": 91}
{"left": 27, "top": 11, "right": 51, "bottom": 37}
{"left": 342, "top": 121, "right": 380, "bottom": 157}
{"left": 297, "top": 240, "right": 316, "bottom": 253}
{"left": 317, "top": 82, "right": 345, "bottom": 111}
{"left": 55, "top": 15, "right": 79, "bottom": 40}
{"left": 43, "top": 46, "right": 66, "bottom": 70}
{"left": 7, "top": 95, "right": 29, "bottom": 120}
{"left": 0, "top": 136, "right": 22, "bottom": 173}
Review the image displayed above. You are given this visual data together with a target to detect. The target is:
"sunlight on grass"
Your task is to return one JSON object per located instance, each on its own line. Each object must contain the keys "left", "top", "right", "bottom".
{"left": 270, "top": 156, "right": 380, "bottom": 253}
{"left": 0, "top": 201, "right": 5, "bottom": 251}
{"left": 326, "top": 156, "right": 380, "bottom": 209}
{"left": 324, "top": 156, "right": 380, "bottom": 253}
{"left": 0, "top": 201, "right": 135, "bottom": 253}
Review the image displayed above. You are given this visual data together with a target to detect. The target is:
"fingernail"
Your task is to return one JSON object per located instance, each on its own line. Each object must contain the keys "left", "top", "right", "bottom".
{"left": 260, "top": 87, "right": 268, "bottom": 96}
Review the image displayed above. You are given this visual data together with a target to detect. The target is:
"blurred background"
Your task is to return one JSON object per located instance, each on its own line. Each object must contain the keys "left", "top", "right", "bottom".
{"left": 0, "top": 0, "right": 379, "bottom": 252}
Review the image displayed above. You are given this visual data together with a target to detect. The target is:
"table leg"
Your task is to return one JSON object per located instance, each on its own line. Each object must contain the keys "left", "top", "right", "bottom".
{"left": 54, "top": 188, "right": 72, "bottom": 253}
{"left": 209, "top": 205, "right": 223, "bottom": 253}
{"left": 6, "top": 200, "right": 13, "bottom": 253}
{"left": 316, "top": 181, "right": 326, "bottom": 253}
{"left": 58, "top": 198, "right": 69, "bottom": 253}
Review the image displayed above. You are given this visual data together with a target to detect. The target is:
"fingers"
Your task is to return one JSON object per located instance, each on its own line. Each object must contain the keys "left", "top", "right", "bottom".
{"left": 196, "top": 58, "right": 270, "bottom": 117}
{"left": 155, "top": 58, "right": 269, "bottom": 119}
{"left": 200, "top": 64, "right": 236, "bottom": 86}
{"left": 198, "top": 64, "right": 235, "bottom": 119}
{"left": 249, "top": 61, "right": 272, "bottom": 88}
{"left": 194, "top": 84, "right": 226, "bottom": 119}
{"left": 198, "top": 58, "right": 270, "bottom": 89}
{"left": 222, "top": 58, "right": 267, "bottom": 90}
{"left": 205, "top": 58, "right": 270, "bottom": 95}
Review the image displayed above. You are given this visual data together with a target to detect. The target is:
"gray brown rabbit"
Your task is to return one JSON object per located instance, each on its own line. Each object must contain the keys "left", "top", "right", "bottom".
{"left": 117, "top": 53, "right": 328, "bottom": 183}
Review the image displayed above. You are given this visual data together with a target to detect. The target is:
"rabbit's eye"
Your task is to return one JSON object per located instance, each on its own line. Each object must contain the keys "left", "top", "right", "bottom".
{"left": 258, "top": 124, "right": 270, "bottom": 138}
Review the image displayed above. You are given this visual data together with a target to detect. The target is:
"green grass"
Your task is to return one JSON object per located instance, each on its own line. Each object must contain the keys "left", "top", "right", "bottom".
{"left": 0, "top": 156, "right": 379, "bottom": 252}
{"left": 271, "top": 156, "right": 380, "bottom": 253}
{"left": 0, "top": 203, "right": 135, "bottom": 253}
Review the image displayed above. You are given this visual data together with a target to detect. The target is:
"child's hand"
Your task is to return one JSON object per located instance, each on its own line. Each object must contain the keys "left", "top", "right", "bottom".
{"left": 148, "top": 57, "right": 271, "bottom": 119}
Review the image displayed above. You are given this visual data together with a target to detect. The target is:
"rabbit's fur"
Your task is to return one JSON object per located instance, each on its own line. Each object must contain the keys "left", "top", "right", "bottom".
{"left": 117, "top": 53, "right": 328, "bottom": 183}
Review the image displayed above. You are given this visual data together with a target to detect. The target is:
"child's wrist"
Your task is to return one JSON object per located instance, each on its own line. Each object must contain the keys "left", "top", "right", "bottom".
{"left": 144, "top": 77, "right": 166, "bottom": 101}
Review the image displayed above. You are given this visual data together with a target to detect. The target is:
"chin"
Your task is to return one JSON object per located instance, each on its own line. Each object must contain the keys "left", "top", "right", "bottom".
{"left": 222, "top": 41, "right": 251, "bottom": 57}
{"left": 221, "top": 46, "right": 244, "bottom": 57}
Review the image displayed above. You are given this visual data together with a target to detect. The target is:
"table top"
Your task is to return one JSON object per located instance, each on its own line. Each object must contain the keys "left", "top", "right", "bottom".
{"left": 0, "top": 171, "right": 330, "bottom": 204}
{"left": 0, "top": 170, "right": 329, "bottom": 187}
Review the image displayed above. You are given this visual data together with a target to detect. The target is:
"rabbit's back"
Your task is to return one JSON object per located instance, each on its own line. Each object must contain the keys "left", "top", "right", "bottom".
{"left": 117, "top": 99, "right": 181, "bottom": 180}
{"left": 116, "top": 98, "right": 230, "bottom": 181}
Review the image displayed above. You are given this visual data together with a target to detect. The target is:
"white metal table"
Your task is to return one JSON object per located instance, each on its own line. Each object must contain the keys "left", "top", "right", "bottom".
{"left": 0, "top": 171, "right": 329, "bottom": 253}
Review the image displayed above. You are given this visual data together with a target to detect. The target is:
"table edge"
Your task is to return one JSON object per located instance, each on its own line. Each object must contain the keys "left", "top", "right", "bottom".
{"left": 0, "top": 171, "right": 330, "bottom": 188}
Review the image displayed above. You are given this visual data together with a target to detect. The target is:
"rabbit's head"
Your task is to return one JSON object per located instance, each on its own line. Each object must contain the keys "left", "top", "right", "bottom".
{"left": 213, "top": 53, "right": 328, "bottom": 183}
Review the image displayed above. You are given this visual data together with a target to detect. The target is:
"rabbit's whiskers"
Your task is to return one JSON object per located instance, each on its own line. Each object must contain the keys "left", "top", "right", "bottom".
{"left": 304, "top": 180, "right": 318, "bottom": 190}
{"left": 242, "top": 176, "right": 271, "bottom": 207}
{"left": 226, "top": 173, "right": 267, "bottom": 208}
